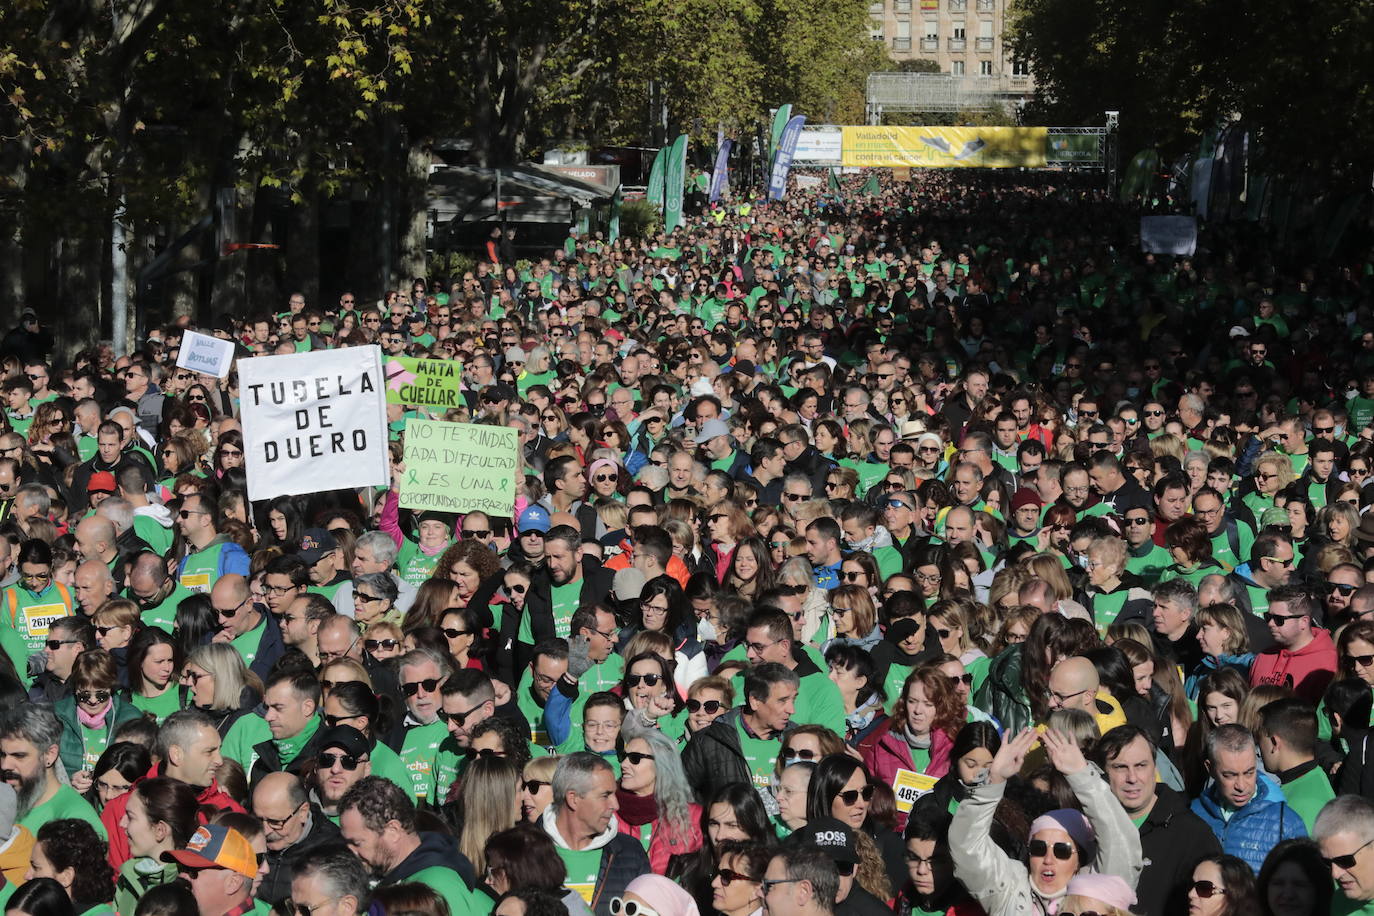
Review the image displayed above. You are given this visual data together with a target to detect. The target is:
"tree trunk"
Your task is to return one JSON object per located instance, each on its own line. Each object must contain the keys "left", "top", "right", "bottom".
{"left": 285, "top": 185, "right": 321, "bottom": 308}
{"left": 398, "top": 143, "right": 430, "bottom": 283}
{"left": 209, "top": 182, "right": 255, "bottom": 317}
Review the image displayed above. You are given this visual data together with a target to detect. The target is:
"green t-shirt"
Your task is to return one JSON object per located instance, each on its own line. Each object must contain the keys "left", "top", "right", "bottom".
{"left": 399, "top": 720, "right": 447, "bottom": 805}
{"left": 0, "top": 583, "right": 74, "bottom": 658}
{"left": 557, "top": 847, "right": 603, "bottom": 906}
{"left": 179, "top": 542, "right": 226, "bottom": 594}
{"left": 1125, "top": 543, "right": 1172, "bottom": 585}
{"left": 222, "top": 714, "right": 272, "bottom": 775}
{"left": 230, "top": 614, "right": 269, "bottom": 668}
{"left": 19, "top": 784, "right": 105, "bottom": 838}
{"left": 733, "top": 717, "right": 783, "bottom": 791}
{"left": 136, "top": 584, "right": 197, "bottom": 633}
{"left": 132, "top": 515, "right": 174, "bottom": 556}
{"left": 517, "top": 579, "right": 582, "bottom": 643}
{"left": 131, "top": 687, "right": 183, "bottom": 724}
{"left": 370, "top": 738, "right": 411, "bottom": 791}
{"left": 397, "top": 538, "right": 448, "bottom": 586}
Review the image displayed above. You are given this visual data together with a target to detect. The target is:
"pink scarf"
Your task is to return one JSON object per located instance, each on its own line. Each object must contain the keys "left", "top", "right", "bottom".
{"left": 77, "top": 699, "right": 112, "bottom": 729}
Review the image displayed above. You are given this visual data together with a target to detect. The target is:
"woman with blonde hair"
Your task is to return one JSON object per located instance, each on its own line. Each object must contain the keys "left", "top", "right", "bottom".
{"left": 1243, "top": 452, "right": 1295, "bottom": 519}
{"left": 823, "top": 585, "right": 881, "bottom": 653}
{"left": 1186, "top": 603, "right": 1254, "bottom": 697}
{"left": 778, "top": 557, "right": 829, "bottom": 644}
{"left": 927, "top": 598, "right": 988, "bottom": 670}
{"left": 181, "top": 642, "right": 262, "bottom": 735}
{"left": 518, "top": 755, "right": 559, "bottom": 823}
{"left": 457, "top": 756, "right": 521, "bottom": 873}
{"left": 319, "top": 657, "right": 372, "bottom": 700}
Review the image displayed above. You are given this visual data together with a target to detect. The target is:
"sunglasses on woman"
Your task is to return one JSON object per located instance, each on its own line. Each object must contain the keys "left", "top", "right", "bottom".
{"left": 836, "top": 785, "right": 875, "bottom": 805}
{"left": 1189, "top": 880, "right": 1226, "bottom": 899}
{"left": 714, "top": 868, "right": 758, "bottom": 886}
{"left": 686, "top": 699, "right": 723, "bottom": 714}
{"left": 1027, "top": 839, "right": 1075, "bottom": 860}
{"left": 625, "top": 673, "right": 662, "bottom": 688}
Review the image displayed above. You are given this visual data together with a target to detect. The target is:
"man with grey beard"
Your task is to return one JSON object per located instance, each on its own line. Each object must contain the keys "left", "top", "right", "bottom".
{"left": 0, "top": 704, "right": 104, "bottom": 837}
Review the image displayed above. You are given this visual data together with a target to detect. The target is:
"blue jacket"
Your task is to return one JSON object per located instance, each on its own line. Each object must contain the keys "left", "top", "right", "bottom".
{"left": 1190, "top": 772, "right": 1307, "bottom": 873}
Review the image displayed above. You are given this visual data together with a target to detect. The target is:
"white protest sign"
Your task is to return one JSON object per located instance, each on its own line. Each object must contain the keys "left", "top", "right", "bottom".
{"left": 176, "top": 330, "right": 236, "bottom": 379}
{"left": 238, "top": 346, "right": 390, "bottom": 501}
{"left": 1140, "top": 215, "right": 1198, "bottom": 256}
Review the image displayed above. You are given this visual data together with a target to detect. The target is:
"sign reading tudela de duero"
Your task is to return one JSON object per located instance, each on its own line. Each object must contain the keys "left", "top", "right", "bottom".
{"left": 239, "top": 346, "right": 390, "bottom": 500}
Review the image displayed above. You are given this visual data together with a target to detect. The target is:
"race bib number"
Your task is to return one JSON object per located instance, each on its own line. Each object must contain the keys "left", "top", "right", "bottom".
{"left": 567, "top": 884, "right": 595, "bottom": 904}
{"left": 24, "top": 603, "right": 66, "bottom": 639}
{"left": 892, "top": 768, "right": 938, "bottom": 813}
{"left": 181, "top": 572, "right": 211, "bottom": 594}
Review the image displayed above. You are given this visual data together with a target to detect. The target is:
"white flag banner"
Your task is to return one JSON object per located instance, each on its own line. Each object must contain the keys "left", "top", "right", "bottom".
{"left": 239, "top": 346, "right": 390, "bottom": 501}
{"left": 1140, "top": 215, "right": 1198, "bottom": 256}
{"left": 176, "top": 330, "right": 236, "bottom": 379}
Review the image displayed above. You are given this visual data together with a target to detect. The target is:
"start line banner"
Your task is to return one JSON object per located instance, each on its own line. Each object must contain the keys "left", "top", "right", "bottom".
{"left": 239, "top": 346, "right": 390, "bottom": 501}
{"left": 841, "top": 126, "right": 1048, "bottom": 168}
{"left": 399, "top": 418, "right": 519, "bottom": 517}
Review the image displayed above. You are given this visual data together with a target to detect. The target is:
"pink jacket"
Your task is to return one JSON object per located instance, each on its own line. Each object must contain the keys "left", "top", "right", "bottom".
{"left": 617, "top": 803, "right": 703, "bottom": 875}
{"left": 858, "top": 716, "right": 956, "bottom": 789}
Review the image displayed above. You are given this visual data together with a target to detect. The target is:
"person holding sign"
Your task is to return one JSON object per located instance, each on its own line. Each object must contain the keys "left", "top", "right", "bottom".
{"left": 176, "top": 493, "right": 250, "bottom": 594}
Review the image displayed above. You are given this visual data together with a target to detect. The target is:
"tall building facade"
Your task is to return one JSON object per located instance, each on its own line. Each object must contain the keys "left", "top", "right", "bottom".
{"left": 868, "top": 0, "right": 1032, "bottom": 95}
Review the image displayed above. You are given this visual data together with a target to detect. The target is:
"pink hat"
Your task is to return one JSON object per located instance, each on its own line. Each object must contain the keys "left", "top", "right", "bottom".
{"left": 1064, "top": 874, "right": 1136, "bottom": 912}
{"left": 621, "top": 876, "right": 699, "bottom": 916}
{"left": 588, "top": 458, "right": 620, "bottom": 481}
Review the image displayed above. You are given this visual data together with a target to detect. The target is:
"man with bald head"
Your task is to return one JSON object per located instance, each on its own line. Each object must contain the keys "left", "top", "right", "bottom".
{"left": 73, "top": 559, "right": 115, "bottom": 615}
{"left": 176, "top": 492, "right": 250, "bottom": 594}
{"left": 211, "top": 574, "right": 285, "bottom": 678}
{"left": 316, "top": 614, "right": 400, "bottom": 701}
{"left": 251, "top": 771, "right": 340, "bottom": 905}
{"left": 126, "top": 551, "right": 194, "bottom": 631}
{"left": 75, "top": 516, "right": 127, "bottom": 587}
{"left": 1047, "top": 656, "right": 1126, "bottom": 735}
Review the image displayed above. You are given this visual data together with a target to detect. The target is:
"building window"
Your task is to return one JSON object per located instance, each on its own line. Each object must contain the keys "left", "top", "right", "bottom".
{"left": 923, "top": 18, "right": 938, "bottom": 37}
{"left": 978, "top": 19, "right": 993, "bottom": 37}
{"left": 979, "top": 60, "right": 993, "bottom": 75}
{"left": 951, "top": 60, "right": 965, "bottom": 75}
{"left": 1012, "top": 58, "right": 1030, "bottom": 76}
{"left": 952, "top": 21, "right": 966, "bottom": 38}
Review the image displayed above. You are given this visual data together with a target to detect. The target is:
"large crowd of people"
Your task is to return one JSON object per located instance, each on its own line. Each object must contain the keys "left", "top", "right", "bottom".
{"left": 0, "top": 168, "right": 1368, "bottom": 916}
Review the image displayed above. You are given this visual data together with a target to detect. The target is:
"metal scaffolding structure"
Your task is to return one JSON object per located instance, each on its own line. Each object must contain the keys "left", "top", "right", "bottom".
{"left": 865, "top": 72, "right": 1032, "bottom": 118}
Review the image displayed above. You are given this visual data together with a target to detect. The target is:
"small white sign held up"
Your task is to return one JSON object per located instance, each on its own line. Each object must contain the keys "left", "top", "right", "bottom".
{"left": 238, "top": 346, "right": 390, "bottom": 501}
{"left": 176, "top": 330, "right": 236, "bottom": 379}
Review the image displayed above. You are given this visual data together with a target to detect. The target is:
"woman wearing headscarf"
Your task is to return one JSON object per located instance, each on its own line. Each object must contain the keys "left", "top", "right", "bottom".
{"left": 949, "top": 728, "right": 1142, "bottom": 915}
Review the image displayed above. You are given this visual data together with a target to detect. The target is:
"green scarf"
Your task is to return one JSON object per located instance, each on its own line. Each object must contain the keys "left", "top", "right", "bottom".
{"left": 275, "top": 715, "right": 321, "bottom": 766}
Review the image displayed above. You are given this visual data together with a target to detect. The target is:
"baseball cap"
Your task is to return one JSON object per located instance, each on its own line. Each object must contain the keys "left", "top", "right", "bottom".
{"left": 87, "top": 471, "right": 117, "bottom": 494}
{"left": 505, "top": 347, "right": 528, "bottom": 364}
{"left": 695, "top": 418, "right": 731, "bottom": 444}
{"left": 162, "top": 825, "right": 257, "bottom": 879}
{"left": 298, "top": 528, "right": 338, "bottom": 565}
{"left": 518, "top": 505, "right": 551, "bottom": 534}
{"left": 318, "top": 725, "right": 371, "bottom": 759}
{"left": 789, "top": 817, "right": 858, "bottom": 865}
{"left": 1260, "top": 507, "right": 1291, "bottom": 528}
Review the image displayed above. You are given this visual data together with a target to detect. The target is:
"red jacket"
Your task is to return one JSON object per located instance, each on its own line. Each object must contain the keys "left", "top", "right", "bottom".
{"left": 102, "top": 764, "right": 246, "bottom": 869}
{"left": 1249, "top": 628, "right": 1337, "bottom": 703}
{"left": 616, "top": 802, "right": 702, "bottom": 875}
{"left": 857, "top": 717, "right": 955, "bottom": 828}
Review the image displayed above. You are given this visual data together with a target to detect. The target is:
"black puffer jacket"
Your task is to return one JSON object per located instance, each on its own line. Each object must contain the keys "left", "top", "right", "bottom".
{"left": 681, "top": 708, "right": 787, "bottom": 803}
